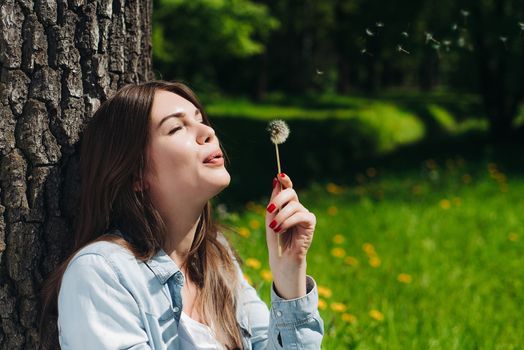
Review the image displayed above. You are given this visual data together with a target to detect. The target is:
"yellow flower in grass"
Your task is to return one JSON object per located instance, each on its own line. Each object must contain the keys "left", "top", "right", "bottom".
{"left": 397, "top": 273, "right": 412, "bottom": 284}
{"left": 327, "top": 206, "right": 338, "bottom": 216}
{"left": 243, "top": 274, "right": 252, "bottom": 286}
{"left": 342, "top": 313, "right": 357, "bottom": 324}
{"left": 508, "top": 232, "right": 518, "bottom": 241}
{"left": 238, "top": 227, "right": 250, "bottom": 238}
{"left": 330, "top": 302, "right": 347, "bottom": 313}
{"left": 439, "top": 199, "right": 451, "bottom": 210}
{"left": 362, "top": 243, "right": 376, "bottom": 256}
{"left": 344, "top": 256, "right": 359, "bottom": 266}
{"left": 453, "top": 197, "right": 462, "bottom": 207}
{"left": 249, "top": 219, "right": 261, "bottom": 230}
{"left": 332, "top": 234, "right": 345, "bottom": 244}
{"left": 331, "top": 247, "right": 346, "bottom": 258}
{"left": 318, "top": 298, "right": 327, "bottom": 310}
{"left": 369, "top": 257, "right": 381, "bottom": 267}
{"left": 318, "top": 286, "right": 332, "bottom": 298}
{"left": 260, "top": 269, "right": 272, "bottom": 281}
{"left": 245, "top": 258, "right": 261, "bottom": 270}
{"left": 326, "top": 183, "right": 344, "bottom": 194}
{"left": 369, "top": 309, "right": 384, "bottom": 321}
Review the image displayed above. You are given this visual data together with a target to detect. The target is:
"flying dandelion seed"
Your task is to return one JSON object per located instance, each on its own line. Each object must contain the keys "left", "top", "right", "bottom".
{"left": 452, "top": 23, "right": 458, "bottom": 31}
{"left": 376, "top": 22, "right": 384, "bottom": 28}
{"left": 361, "top": 48, "right": 373, "bottom": 57}
{"left": 499, "top": 36, "right": 508, "bottom": 49}
{"left": 458, "top": 37, "right": 465, "bottom": 47}
{"left": 443, "top": 40, "right": 451, "bottom": 52}
{"left": 316, "top": 68, "right": 324, "bottom": 75}
{"left": 397, "top": 45, "right": 410, "bottom": 54}
{"left": 519, "top": 22, "right": 524, "bottom": 31}
{"left": 460, "top": 9, "right": 469, "bottom": 17}
{"left": 425, "top": 32, "right": 440, "bottom": 45}
{"left": 365, "top": 28, "right": 374, "bottom": 36}
{"left": 401, "top": 31, "right": 409, "bottom": 38}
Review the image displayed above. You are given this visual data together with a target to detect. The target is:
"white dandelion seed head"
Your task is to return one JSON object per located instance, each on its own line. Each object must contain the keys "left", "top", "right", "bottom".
{"left": 267, "top": 120, "right": 290, "bottom": 145}
{"left": 365, "top": 28, "right": 374, "bottom": 36}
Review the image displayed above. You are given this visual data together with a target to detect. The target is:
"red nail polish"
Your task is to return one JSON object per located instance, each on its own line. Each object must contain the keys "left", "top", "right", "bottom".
{"left": 269, "top": 220, "right": 277, "bottom": 229}
{"left": 266, "top": 203, "right": 276, "bottom": 213}
{"left": 275, "top": 225, "right": 282, "bottom": 232}
{"left": 279, "top": 173, "right": 286, "bottom": 178}
{"left": 272, "top": 178, "right": 277, "bottom": 188}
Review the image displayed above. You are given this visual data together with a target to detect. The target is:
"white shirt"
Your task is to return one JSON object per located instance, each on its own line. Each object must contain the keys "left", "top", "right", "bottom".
{"left": 178, "top": 311, "right": 227, "bottom": 350}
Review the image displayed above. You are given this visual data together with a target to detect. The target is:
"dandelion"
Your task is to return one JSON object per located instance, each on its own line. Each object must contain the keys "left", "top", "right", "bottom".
{"left": 342, "top": 313, "right": 357, "bottom": 324}
{"left": 439, "top": 199, "right": 451, "bottom": 209}
{"left": 397, "top": 273, "right": 412, "bottom": 284}
{"left": 508, "top": 232, "right": 518, "bottom": 241}
{"left": 267, "top": 119, "right": 290, "bottom": 257}
{"left": 331, "top": 247, "right": 346, "bottom": 258}
{"left": 344, "top": 256, "right": 359, "bottom": 266}
{"left": 318, "top": 286, "right": 333, "bottom": 298}
{"left": 401, "top": 31, "right": 409, "bottom": 37}
{"left": 362, "top": 243, "right": 376, "bottom": 256}
{"left": 260, "top": 269, "right": 272, "bottom": 281}
{"left": 245, "top": 258, "right": 261, "bottom": 270}
{"left": 326, "top": 183, "right": 344, "bottom": 194}
{"left": 369, "top": 257, "right": 381, "bottom": 267}
{"left": 332, "top": 234, "right": 345, "bottom": 244}
{"left": 318, "top": 299, "right": 327, "bottom": 310}
{"left": 397, "top": 45, "right": 410, "bottom": 54}
{"left": 369, "top": 309, "right": 384, "bottom": 321}
{"left": 238, "top": 227, "right": 251, "bottom": 238}
{"left": 365, "top": 28, "right": 374, "bottom": 36}
{"left": 327, "top": 206, "right": 338, "bottom": 216}
{"left": 249, "top": 219, "right": 261, "bottom": 230}
{"left": 330, "top": 302, "right": 347, "bottom": 313}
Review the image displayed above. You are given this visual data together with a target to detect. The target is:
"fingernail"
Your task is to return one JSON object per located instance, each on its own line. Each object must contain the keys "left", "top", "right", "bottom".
{"left": 269, "top": 220, "right": 277, "bottom": 229}
{"left": 266, "top": 203, "right": 276, "bottom": 213}
{"left": 275, "top": 225, "right": 282, "bottom": 232}
{"left": 272, "top": 178, "right": 277, "bottom": 188}
{"left": 279, "top": 173, "right": 286, "bottom": 178}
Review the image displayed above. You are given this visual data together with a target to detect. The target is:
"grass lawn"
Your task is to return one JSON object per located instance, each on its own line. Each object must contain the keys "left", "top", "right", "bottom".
{"left": 207, "top": 91, "right": 524, "bottom": 348}
{"left": 218, "top": 158, "right": 524, "bottom": 349}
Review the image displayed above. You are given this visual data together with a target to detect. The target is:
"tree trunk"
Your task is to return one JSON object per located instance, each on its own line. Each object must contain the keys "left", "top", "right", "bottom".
{"left": 0, "top": 0, "right": 153, "bottom": 347}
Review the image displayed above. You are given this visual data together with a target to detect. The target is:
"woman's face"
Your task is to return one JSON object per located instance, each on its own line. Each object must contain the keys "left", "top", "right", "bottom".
{"left": 141, "top": 90, "right": 230, "bottom": 213}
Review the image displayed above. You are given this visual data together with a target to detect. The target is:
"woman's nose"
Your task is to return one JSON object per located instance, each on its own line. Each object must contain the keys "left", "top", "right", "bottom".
{"left": 197, "top": 123, "right": 216, "bottom": 144}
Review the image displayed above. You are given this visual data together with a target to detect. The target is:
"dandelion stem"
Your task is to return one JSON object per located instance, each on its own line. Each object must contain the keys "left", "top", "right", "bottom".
{"left": 274, "top": 143, "right": 283, "bottom": 257}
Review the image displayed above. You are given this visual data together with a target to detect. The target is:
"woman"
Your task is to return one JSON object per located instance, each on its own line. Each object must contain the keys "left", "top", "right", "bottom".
{"left": 39, "top": 81, "right": 324, "bottom": 349}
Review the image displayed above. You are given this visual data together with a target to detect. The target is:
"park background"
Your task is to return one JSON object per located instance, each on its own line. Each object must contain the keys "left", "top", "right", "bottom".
{"left": 0, "top": 0, "right": 523, "bottom": 348}
{"left": 152, "top": 0, "right": 524, "bottom": 348}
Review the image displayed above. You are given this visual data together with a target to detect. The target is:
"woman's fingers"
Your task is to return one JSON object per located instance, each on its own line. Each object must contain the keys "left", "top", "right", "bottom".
{"left": 268, "top": 201, "right": 304, "bottom": 232}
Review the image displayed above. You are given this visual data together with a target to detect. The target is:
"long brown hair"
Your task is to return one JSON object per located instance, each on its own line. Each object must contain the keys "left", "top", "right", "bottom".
{"left": 38, "top": 81, "right": 243, "bottom": 349}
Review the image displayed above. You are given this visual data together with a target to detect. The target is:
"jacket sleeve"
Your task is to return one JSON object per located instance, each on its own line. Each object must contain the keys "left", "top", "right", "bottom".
{"left": 233, "top": 259, "right": 324, "bottom": 349}
{"left": 57, "top": 253, "right": 152, "bottom": 350}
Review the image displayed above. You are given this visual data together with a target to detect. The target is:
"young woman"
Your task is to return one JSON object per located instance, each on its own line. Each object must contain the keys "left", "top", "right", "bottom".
{"left": 39, "top": 81, "right": 324, "bottom": 349}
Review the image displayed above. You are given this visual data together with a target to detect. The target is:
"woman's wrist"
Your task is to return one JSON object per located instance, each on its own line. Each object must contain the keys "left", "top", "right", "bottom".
{"left": 270, "top": 260, "right": 307, "bottom": 299}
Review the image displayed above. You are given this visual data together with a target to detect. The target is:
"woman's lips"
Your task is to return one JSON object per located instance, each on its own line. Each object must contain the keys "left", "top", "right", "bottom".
{"left": 203, "top": 156, "right": 224, "bottom": 165}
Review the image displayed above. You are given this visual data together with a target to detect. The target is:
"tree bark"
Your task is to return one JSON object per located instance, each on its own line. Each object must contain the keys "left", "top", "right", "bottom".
{"left": 0, "top": 0, "right": 153, "bottom": 347}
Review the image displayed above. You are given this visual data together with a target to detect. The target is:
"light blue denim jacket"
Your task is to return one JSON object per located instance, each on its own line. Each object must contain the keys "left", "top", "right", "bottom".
{"left": 57, "top": 230, "right": 324, "bottom": 349}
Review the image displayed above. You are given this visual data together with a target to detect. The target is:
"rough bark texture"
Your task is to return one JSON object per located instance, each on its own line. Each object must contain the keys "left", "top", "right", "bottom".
{"left": 0, "top": 0, "right": 153, "bottom": 347}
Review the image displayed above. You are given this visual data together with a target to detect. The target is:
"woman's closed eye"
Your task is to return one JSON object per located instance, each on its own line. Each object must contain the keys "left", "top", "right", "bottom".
{"left": 168, "top": 120, "right": 206, "bottom": 135}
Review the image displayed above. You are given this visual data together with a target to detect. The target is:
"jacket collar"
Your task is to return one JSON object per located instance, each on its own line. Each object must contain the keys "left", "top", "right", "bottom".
{"left": 110, "top": 228, "right": 180, "bottom": 284}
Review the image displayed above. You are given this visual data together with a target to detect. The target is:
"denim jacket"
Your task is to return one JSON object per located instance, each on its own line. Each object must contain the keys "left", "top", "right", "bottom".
{"left": 57, "top": 229, "right": 324, "bottom": 349}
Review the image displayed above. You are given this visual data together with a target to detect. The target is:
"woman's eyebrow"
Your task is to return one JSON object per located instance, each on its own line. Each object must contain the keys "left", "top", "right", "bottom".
{"left": 157, "top": 109, "right": 201, "bottom": 130}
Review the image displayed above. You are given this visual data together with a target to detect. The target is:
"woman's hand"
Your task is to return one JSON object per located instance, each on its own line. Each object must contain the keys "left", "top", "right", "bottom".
{"left": 265, "top": 173, "right": 316, "bottom": 299}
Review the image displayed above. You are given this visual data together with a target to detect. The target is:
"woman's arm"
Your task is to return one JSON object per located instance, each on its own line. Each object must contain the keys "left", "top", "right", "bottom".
{"left": 58, "top": 253, "right": 151, "bottom": 350}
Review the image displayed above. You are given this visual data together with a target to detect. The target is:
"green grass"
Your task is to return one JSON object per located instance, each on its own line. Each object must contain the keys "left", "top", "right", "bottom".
{"left": 217, "top": 158, "right": 524, "bottom": 349}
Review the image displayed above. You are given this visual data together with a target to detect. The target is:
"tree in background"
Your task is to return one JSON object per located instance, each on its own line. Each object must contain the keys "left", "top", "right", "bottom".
{"left": 0, "top": 0, "right": 152, "bottom": 347}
